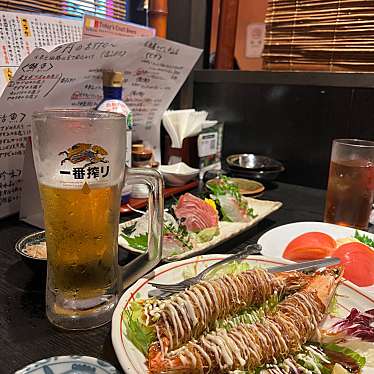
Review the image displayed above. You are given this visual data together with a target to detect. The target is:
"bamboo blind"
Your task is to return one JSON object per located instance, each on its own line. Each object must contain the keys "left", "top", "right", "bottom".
{"left": 263, "top": 0, "right": 374, "bottom": 71}
{"left": 0, "top": 0, "right": 127, "bottom": 21}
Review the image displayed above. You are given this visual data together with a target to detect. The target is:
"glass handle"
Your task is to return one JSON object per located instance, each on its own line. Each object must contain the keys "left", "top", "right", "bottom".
{"left": 121, "top": 167, "right": 164, "bottom": 289}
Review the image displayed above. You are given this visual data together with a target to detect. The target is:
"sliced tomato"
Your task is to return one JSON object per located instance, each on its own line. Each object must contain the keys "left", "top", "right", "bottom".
{"left": 283, "top": 232, "right": 336, "bottom": 262}
{"left": 332, "top": 242, "right": 374, "bottom": 287}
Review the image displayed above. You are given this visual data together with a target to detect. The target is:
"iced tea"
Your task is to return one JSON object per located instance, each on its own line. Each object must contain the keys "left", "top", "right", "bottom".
{"left": 324, "top": 159, "right": 374, "bottom": 230}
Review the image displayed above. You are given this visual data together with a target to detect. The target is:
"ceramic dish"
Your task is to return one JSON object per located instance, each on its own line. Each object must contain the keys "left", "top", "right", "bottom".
{"left": 15, "top": 355, "right": 119, "bottom": 374}
{"left": 15, "top": 230, "right": 47, "bottom": 268}
{"left": 158, "top": 162, "right": 199, "bottom": 186}
{"left": 111, "top": 254, "right": 374, "bottom": 374}
{"left": 118, "top": 197, "right": 282, "bottom": 260}
{"left": 206, "top": 177, "right": 265, "bottom": 196}
{"left": 258, "top": 221, "right": 374, "bottom": 294}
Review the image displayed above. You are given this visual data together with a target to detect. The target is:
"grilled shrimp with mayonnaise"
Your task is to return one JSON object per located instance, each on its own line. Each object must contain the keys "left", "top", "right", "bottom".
{"left": 148, "top": 267, "right": 343, "bottom": 373}
{"left": 125, "top": 268, "right": 311, "bottom": 358}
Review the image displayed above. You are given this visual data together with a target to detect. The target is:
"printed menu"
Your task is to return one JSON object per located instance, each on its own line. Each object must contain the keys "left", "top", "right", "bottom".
{"left": 82, "top": 15, "right": 154, "bottom": 38}
{"left": 0, "top": 37, "right": 202, "bottom": 217}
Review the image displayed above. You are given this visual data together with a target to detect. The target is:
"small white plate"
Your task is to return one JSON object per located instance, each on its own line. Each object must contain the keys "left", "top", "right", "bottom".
{"left": 258, "top": 221, "right": 373, "bottom": 259}
{"left": 118, "top": 197, "right": 282, "bottom": 260}
{"left": 111, "top": 254, "right": 374, "bottom": 374}
{"left": 16, "top": 356, "right": 119, "bottom": 373}
{"left": 258, "top": 221, "right": 374, "bottom": 293}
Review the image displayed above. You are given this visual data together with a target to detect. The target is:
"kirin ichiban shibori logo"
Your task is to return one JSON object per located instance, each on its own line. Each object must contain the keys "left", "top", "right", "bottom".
{"left": 59, "top": 143, "right": 110, "bottom": 180}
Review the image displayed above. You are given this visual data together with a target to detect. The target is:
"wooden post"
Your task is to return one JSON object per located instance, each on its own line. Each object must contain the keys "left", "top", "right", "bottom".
{"left": 148, "top": 0, "right": 168, "bottom": 38}
{"left": 214, "top": 0, "right": 239, "bottom": 69}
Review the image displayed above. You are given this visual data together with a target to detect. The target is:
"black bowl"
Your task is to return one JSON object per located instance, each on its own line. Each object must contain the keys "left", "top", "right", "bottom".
{"left": 226, "top": 154, "right": 284, "bottom": 172}
{"left": 226, "top": 154, "right": 285, "bottom": 182}
{"left": 227, "top": 167, "right": 284, "bottom": 182}
{"left": 15, "top": 231, "right": 47, "bottom": 272}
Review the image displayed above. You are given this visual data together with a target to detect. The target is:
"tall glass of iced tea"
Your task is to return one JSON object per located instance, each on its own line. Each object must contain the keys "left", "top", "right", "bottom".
{"left": 324, "top": 139, "right": 374, "bottom": 230}
{"left": 32, "top": 109, "right": 163, "bottom": 330}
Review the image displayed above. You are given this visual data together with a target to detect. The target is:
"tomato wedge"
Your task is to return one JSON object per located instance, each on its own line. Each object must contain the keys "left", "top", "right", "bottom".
{"left": 332, "top": 242, "right": 374, "bottom": 287}
{"left": 283, "top": 232, "right": 336, "bottom": 262}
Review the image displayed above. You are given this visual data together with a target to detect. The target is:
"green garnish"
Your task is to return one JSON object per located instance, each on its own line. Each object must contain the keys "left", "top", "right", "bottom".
{"left": 207, "top": 176, "right": 257, "bottom": 219}
{"left": 121, "top": 222, "right": 137, "bottom": 236}
{"left": 216, "top": 293, "right": 279, "bottom": 330}
{"left": 164, "top": 222, "right": 193, "bottom": 250}
{"left": 205, "top": 260, "right": 253, "bottom": 280}
{"left": 121, "top": 232, "right": 148, "bottom": 251}
{"left": 123, "top": 301, "right": 156, "bottom": 354}
{"left": 121, "top": 223, "right": 193, "bottom": 252}
{"left": 323, "top": 343, "right": 366, "bottom": 369}
{"left": 354, "top": 230, "right": 374, "bottom": 248}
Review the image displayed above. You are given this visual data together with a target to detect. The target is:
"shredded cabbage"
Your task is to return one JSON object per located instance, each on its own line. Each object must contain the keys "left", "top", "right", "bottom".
{"left": 204, "top": 260, "right": 256, "bottom": 280}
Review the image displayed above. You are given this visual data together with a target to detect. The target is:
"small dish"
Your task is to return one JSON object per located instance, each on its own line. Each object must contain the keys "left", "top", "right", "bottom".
{"left": 206, "top": 177, "right": 265, "bottom": 196}
{"left": 258, "top": 221, "right": 374, "bottom": 261}
{"left": 158, "top": 162, "right": 199, "bottom": 186}
{"left": 15, "top": 230, "right": 47, "bottom": 262}
{"left": 130, "top": 184, "right": 149, "bottom": 199}
{"left": 258, "top": 221, "right": 374, "bottom": 294}
{"left": 15, "top": 355, "right": 119, "bottom": 374}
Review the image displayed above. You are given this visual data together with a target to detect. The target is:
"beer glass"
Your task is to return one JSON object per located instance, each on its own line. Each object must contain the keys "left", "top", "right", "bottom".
{"left": 324, "top": 139, "right": 374, "bottom": 230}
{"left": 32, "top": 109, "right": 163, "bottom": 330}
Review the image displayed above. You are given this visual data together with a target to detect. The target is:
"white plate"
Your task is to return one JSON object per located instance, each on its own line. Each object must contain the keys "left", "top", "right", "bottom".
{"left": 112, "top": 254, "right": 374, "bottom": 374}
{"left": 16, "top": 356, "right": 119, "bottom": 373}
{"left": 118, "top": 198, "right": 282, "bottom": 260}
{"left": 258, "top": 221, "right": 374, "bottom": 293}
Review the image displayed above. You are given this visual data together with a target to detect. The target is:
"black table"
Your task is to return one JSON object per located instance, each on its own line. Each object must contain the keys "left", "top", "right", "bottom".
{"left": 1, "top": 182, "right": 326, "bottom": 373}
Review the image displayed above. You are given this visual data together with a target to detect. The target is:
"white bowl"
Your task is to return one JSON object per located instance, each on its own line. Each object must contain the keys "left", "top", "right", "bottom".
{"left": 158, "top": 162, "right": 199, "bottom": 186}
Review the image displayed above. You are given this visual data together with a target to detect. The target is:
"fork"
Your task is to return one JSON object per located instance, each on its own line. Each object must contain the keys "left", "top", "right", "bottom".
{"left": 149, "top": 243, "right": 262, "bottom": 293}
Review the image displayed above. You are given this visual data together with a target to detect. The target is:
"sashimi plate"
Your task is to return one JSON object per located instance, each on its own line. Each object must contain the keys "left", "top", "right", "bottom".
{"left": 118, "top": 197, "right": 282, "bottom": 261}
{"left": 112, "top": 254, "right": 374, "bottom": 374}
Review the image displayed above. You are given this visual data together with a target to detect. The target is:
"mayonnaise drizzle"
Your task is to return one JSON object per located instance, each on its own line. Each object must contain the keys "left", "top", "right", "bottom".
{"left": 162, "top": 289, "right": 326, "bottom": 371}
{"left": 151, "top": 268, "right": 306, "bottom": 352}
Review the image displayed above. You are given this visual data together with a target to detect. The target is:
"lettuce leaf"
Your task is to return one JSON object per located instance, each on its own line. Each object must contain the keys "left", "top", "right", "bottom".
{"left": 204, "top": 260, "right": 254, "bottom": 280}
{"left": 323, "top": 343, "right": 366, "bottom": 368}
{"left": 123, "top": 301, "right": 156, "bottom": 355}
{"left": 216, "top": 293, "right": 279, "bottom": 331}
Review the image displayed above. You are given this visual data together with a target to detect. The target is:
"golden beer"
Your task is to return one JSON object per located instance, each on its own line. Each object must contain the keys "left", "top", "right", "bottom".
{"left": 32, "top": 109, "right": 163, "bottom": 330}
{"left": 40, "top": 183, "right": 121, "bottom": 301}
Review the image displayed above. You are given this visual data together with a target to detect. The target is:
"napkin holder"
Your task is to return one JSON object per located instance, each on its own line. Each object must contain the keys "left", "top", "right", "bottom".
{"left": 163, "top": 133, "right": 199, "bottom": 168}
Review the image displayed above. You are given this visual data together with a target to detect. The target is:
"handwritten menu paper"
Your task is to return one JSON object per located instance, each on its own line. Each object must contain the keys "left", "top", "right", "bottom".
{"left": 83, "top": 15, "right": 154, "bottom": 38}
{"left": 0, "top": 10, "right": 82, "bottom": 72}
{"left": 0, "top": 37, "right": 202, "bottom": 217}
